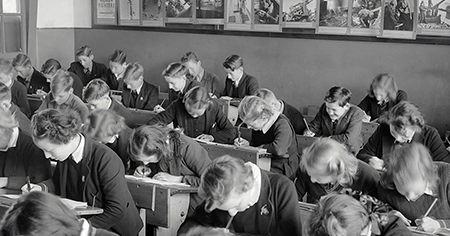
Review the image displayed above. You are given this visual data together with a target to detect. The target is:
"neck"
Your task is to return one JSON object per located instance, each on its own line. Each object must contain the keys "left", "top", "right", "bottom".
{"left": 106, "top": 97, "right": 113, "bottom": 110}
{"left": 68, "top": 134, "right": 82, "bottom": 156}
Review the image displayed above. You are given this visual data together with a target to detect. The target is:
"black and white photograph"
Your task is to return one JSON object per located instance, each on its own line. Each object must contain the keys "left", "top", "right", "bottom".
{"left": 166, "top": 0, "right": 194, "bottom": 22}
{"left": 119, "top": 0, "right": 141, "bottom": 25}
{"left": 195, "top": 0, "right": 225, "bottom": 24}
{"left": 417, "top": 0, "right": 450, "bottom": 35}
{"left": 315, "top": 0, "right": 350, "bottom": 34}
{"left": 142, "top": 0, "right": 165, "bottom": 26}
{"left": 282, "top": 0, "right": 317, "bottom": 28}
{"left": 225, "top": 0, "right": 253, "bottom": 29}
{"left": 379, "top": 0, "right": 418, "bottom": 38}
{"left": 348, "top": 0, "right": 382, "bottom": 35}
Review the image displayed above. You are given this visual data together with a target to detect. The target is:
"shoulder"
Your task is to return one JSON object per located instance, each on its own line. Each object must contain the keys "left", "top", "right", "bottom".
{"left": 205, "top": 70, "right": 219, "bottom": 80}
{"left": 422, "top": 125, "right": 439, "bottom": 135}
{"left": 143, "top": 81, "right": 158, "bottom": 91}
{"left": 397, "top": 90, "right": 407, "bottom": 98}
{"left": 264, "top": 170, "right": 295, "bottom": 191}
{"left": 70, "top": 61, "right": 82, "bottom": 68}
{"left": 243, "top": 73, "right": 258, "bottom": 82}
{"left": 11, "top": 80, "right": 27, "bottom": 92}
{"left": 85, "top": 136, "right": 122, "bottom": 164}
{"left": 33, "top": 69, "right": 46, "bottom": 80}
{"left": 348, "top": 105, "right": 365, "bottom": 116}
{"left": 357, "top": 160, "right": 380, "bottom": 178}
{"left": 436, "top": 162, "right": 450, "bottom": 179}
{"left": 93, "top": 61, "right": 108, "bottom": 70}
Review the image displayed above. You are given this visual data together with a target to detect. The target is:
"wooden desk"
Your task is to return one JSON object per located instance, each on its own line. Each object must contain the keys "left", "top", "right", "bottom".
{"left": 27, "top": 94, "right": 43, "bottom": 114}
{"left": 126, "top": 177, "right": 198, "bottom": 236}
{"left": 197, "top": 140, "right": 272, "bottom": 171}
{"left": 127, "top": 108, "right": 157, "bottom": 128}
{"left": 298, "top": 201, "right": 317, "bottom": 229}
{"left": 296, "top": 135, "right": 319, "bottom": 154}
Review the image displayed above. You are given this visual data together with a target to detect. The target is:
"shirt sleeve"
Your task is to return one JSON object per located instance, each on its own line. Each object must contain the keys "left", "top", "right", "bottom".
{"left": 210, "top": 105, "right": 237, "bottom": 144}
{"left": 357, "top": 125, "right": 383, "bottom": 163}
{"left": 147, "top": 101, "right": 177, "bottom": 125}
{"left": 261, "top": 118, "right": 292, "bottom": 158}
{"left": 181, "top": 141, "right": 212, "bottom": 187}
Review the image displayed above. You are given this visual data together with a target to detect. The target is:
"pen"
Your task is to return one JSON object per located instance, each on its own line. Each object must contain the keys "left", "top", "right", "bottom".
{"left": 26, "top": 176, "right": 31, "bottom": 192}
{"left": 237, "top": 123, "right": 243, "bottom": 142}
{"left": 303, "top": 118, "right": 311, "bottom": 133}
{"left": 417, "top": 198, "right": 438, "bottom": 230}
{"left": 225, "top": 215, "right": 235, "bottom": 230}
{"left": 91, "top": 193, "right": 97, "bottom": 209}
{"left": 159, "top": 98, "right": 166, "bottom": 107}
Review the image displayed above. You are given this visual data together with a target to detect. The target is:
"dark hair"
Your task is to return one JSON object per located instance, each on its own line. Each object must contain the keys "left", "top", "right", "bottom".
{"left": 223, "top": 55, "right": 243, "bottom": 71}
{"left": 109, "top": 50, "right": 127, "bottom": 64}
{"left": 84, "top": 109, "right": 126, "bottom": 142}
{"left": 83, "top": 79, "right": 111, "bottom": 102}
{"left": 162, "top": 62, "right": 188, "bottom": 78}
{"left": 180, "top": 52, "right": 200, "bottom": 63}
{"left": 12, "top": 53, "right": 32, "bottom": 67}
{"left": 31, "top": 108, "right": 82, "bottom": 145}
{"left": 51, "top": 70, "right": 74, "bottom": 94}
{"left": 183, "top": 86, "right": 211, "bottom": 110}
{"left": 368, "top": 74, "right": 398, "bottom": 101}
{"left": 41, "top": 58, "right": 62, "bottom": 76}
{"left": 324, "top": 86, "right": 352, "bottom": 107}
{"left": 0, "top": 191, "right": 81, "bottom": 236}
{"left": 75, "top": 45, "right": 92, "bottom": 57}
{"left": 129, "top": 125, "right": 183, "bottom": 171}
{"left": 381, "top": 101, "right": 425, "bottom": 133}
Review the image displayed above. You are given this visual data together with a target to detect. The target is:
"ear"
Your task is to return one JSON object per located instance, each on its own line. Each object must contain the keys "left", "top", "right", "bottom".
{"left": 90, "top": 55, "right": 95, "bottom": 60}
{"left": 69, "top": 88, "right": 74, "bottom": 94}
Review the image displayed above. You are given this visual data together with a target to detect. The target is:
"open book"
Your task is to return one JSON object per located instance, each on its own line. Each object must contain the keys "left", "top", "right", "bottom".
{"left": 409, "top": 227, "right": 450, "bottom": 236}
{"left": 60, "top": 198, "right": 88, "bottom": 209}
{"left": 125, "top": 175, "right": 190, "bottom": 187}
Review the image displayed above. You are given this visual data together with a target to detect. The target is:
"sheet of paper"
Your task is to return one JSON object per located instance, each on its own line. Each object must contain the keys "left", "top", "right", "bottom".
{"left": 125, "top": 175, "right": 190, "bottom": 187}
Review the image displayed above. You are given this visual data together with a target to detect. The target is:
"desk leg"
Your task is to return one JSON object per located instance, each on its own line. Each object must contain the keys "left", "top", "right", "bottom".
{"left": 155, "top": 194, "right": 190, "bottom": 236}
{"left": 139, "top": 209, "right": 146, "bottom": 236}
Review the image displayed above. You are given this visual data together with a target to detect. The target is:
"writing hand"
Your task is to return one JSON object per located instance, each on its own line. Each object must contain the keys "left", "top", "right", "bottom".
{"left": 21, "top": 183, "right": 43, "bottom": 193}
{"left": 415, "top": 217, "right": 440, "bottom": 233}
{"left": 134, "top": 165, "right": 152, "bottom": 178}
{"left": 196, "top": 134, "right": 214, "bottom": 142}
{"left": 153, "top": 105, "right": 165, "bottom": 113}
{"left": 303, "top": 130, "right": 315, "bottom": 137}
{"left": 234, "top": 137, "right": 250, "bottom": 147}
{"left": 153, "top": 172, "right": 183, "bottom": 183}
{"left": 369, "top": 156, "right": 385, "bottom": 171}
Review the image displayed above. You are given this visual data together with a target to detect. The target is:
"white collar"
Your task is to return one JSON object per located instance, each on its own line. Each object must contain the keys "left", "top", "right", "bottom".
{"left": 261, "top": 111, "right": 281, "bottom": 134}
{"left": 135, "top": 82, "right": 144, "bottom": 95}
{"left": 0, "top": 127, "right": 19, "bottom": 152}
{"left": 71, "top": 134, "right": 85, "bottom": 164}
{"left": 424, "top": 182, "right": 433, "bottom": 196}
{"left": 233, "top": 73, "right": 244, "bottom": 87}
{"left": 4, "top": 79, "right": 12, "bottom": 88}
{"left": 79, "top": 218, "right": 91, "bottom": 236}
{"left": 245, "top": 162, "right": 262, "bottom": 208}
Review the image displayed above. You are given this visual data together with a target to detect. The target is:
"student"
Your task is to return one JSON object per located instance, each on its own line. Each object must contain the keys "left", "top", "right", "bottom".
{"left": 36, "top": 70, "right": 89, "bottom": 120}
{"left": 0, "top": 109, "right": 51, "bottom": 191}
{"left": 292, "top": 138, "right": 379, "bottom": 203}
{"left": 235, "top": 96, "right": 299, "bottom": 177}
{"left": 0, "top": 83, "right": 31, "bottom": 134}
{"left": 221, "top": 55, "right": 259, "bottom": 99}
{"left": 84, "top": 109, "right": 132, "bottom": 171}
{"left": 358, "top": 74, "right": 407, "bottom": 122}
{"left": 178, "top": 155, "right": 302, "bottom": 236}
{"left": 256, "top": 88, "right": 307, "bottom": 134}
{"left": 156, "top": 62, "right": 201, "bottom": 113}
{"left": 0, "top": 191, "right": 118, "bottom": 236}
{"left": 357, "top": 101, "right": 450, "bottom": 170}
{"left": 25, "top": 108, "right": 143, "bottom": 236}
{"left": 83, "top": 79, "right": 135, "bottom": 128}
{"left": 148, "top": 86, "right": 236, "bottom": 144}
{"left": 129, "top": 125, "right": 211, "bottom": 210}
{"left": 305, "top": 193, "right": 412, "bottom": 236}
{"left": 12, "top": 53, "right": 50, "bottom": 95}
{"left": 41, "top": 58, "right": 83, "bottom": 98}
{"left": 122, "top": 62, "right": 159, "bottom": 111}
{"left": 0, "top": 59, "right": 30, "bottom": 117}
{"left": 305, "top": 86, "right": 364, "bottom": 154}
{"left": 68, "top": 45, "right": 108, "bottom": 86}
{"left": 378, "top": 143, "right": 450, "bottom": 233}
{"left": 181, "top": 52, "right": 221, "bottom": 98}
{"left": 102, "top": 50, "right": 128, "bottom": 91}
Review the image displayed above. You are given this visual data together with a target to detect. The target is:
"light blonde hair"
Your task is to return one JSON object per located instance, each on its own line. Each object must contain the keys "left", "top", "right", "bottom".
{"left": 300, "top": 138, "right": 358, "bottom": 186}
{"left": 123, "top": 62, "right": 144, "bottom": 82}
{"left": 162, "top": 62, "right": 188, "bottom": 78}
{"left": 83, "top": 109, "right": 126, "bottom": 142}
{"left": 368, "top": 74, "right": 398, "bottom": 101}
{"left": 237, "top": 96, "right": 274, "bottom": 123}
{"left": 255, "top": 88, "right": 277, "bottom": 104}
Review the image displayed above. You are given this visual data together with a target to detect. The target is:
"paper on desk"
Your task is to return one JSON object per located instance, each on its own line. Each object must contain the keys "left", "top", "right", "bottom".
{"left": 2, "top": 194, "right": 21, "bottom": 199}
{"left": 60, "top": 198, "right": 88, "bottom": 209}
{"left": 125, "top": 175, "right": 190, "bottom": 187}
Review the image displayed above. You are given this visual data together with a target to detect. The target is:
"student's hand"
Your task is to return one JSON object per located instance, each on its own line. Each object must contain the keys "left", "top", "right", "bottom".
{"left": 134, "top": 165, "right": 152, "bottom": 178}
{"left": 196, "top": 134, "right": 214, "bottom": 142}
{"left": 362, "top": 113, "right": 371, "bottom": 122}
{"left": 303, "top": 130, "right": 315, "bottom": 137}
{"left": 415, "top": 217, "right": 440, "bottom": 232}
{"left": 153, "top": 105, "right": 165, "bottom": 113}
{"left": 153, "top": 172, "right": 183, "bottom": 183}
{"left": 209, "top": 93, "right": 217, "bottom": 99}
{"left": 389, "top": 210, "right": 411, "bottom": 226}
{"left": 234, "top": 137, "right": 250, "bottom": 147}
{"left": 21, "top": 183, "right": 43, "bottom": 193}
{"left": 369, "top": 156, "right": 384, "bottom": 171}
{"left": 220, "top": 96, "right": 233, "bottom": 100}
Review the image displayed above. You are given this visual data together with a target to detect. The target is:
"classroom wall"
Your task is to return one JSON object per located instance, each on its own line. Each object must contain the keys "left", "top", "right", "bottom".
{"left": 71, "top": 28, "right": 450, "bottom": 135}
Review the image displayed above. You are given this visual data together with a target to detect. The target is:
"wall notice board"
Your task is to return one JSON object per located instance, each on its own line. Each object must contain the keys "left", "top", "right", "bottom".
{"left": 92, "top": 0, "right": 450, "bottom": 42}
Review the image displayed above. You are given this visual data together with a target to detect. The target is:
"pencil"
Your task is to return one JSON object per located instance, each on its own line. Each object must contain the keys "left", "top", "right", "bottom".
{"left": 159, "top": 98, "right": 166, "bottom": 106}
{"left": 303, "top": 118, "right": 311, "bottom": 133}
{"left": 237, "top": 123, "right": 243, "bottom": 142}
{"left": 26, "top": 176, "right": 31, "bottom": 192}
{"left": 225, "top": 215, "right": 234, "bottom": 229}
{"left": 423, "top": 198, "right": 438, "bottom": 218}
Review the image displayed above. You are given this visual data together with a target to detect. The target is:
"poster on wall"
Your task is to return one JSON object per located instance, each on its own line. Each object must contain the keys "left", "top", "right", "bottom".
{"left": 119, "top": 0, "right": 141, "bottom": 25}
{"left": 142, "top": 0, "right": 165, "bottom": 26}
{"left": 282, "top": 0, "right": 317, "bottom": 28}
{"left": 165, "top": 0, "right": 194, "bottom": 23}
{"left": 315, "top": 0, "right": 351, "bottom": 34}
{"left": 94, "top": 0, "right": 118, "bottom": 25}
{"left": 379, "top": 0, "right": 418, "bottom": 38}
{"left": 225, "top": 0, "right": 253, "bottom": 30}
{"left": 253, "top": 0, "right": 282, "bottom": 31}
{"left": 348, "top": 0, "right": 382, "bottom": 35}
{"left": 417, "top": 0, "right": 450, "bottom": 35}
{"left": 194, "top": 0, "right": 225, "bottom": 24}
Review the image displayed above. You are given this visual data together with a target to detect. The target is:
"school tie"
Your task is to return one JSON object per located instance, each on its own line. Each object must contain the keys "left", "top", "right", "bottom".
{"left": 84, "top": 68, "right": 91, "bottom": 76}
{"left": 332, "top": 120, "right": 338, "bottom": 135}
{"left": 131, "top": 90, "right": 138, "bottom": 102}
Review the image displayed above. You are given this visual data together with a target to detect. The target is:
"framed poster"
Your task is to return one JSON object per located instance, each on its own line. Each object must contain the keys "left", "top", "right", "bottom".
{"left": 94, "top": 0, "right": 118, "bottom": 25}
{"left": 194, "top": 0, "right": 225, "bottom": 24}
{"left": 315, "top": 0, "right": 351, "bottom": 34}
{"left": 119, "top": 0, "right": 141, "bottom": 25}
{"left": 142, "top": 0, "right": 165, "bottom": 26}
{"left": 165, "top": 0, "right": 194, "bottom": 23}
{"left": 253, "top": 0, "right": 282, "bottom": 31}
{"left": 282, "top": 0, "right": 317, "bottom": 28}
{"left": 348, "top": 0, "right": 382, "bottom": 35}
{"left": 379, "top": 0, "right": 418, "bottom": 39}
{"left": 417, "top": 0, "right": 450, "bottom": 36}
{"left": 225, "top": 0, "right": 253, "bottom": 30}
